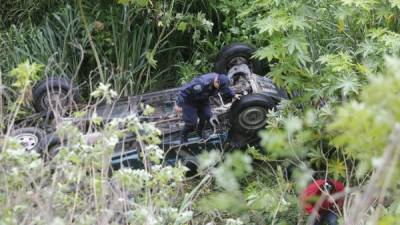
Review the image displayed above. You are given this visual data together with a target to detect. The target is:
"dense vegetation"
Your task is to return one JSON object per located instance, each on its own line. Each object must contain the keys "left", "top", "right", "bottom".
{"left": 1, "top": 0, "right": 400, "bottom": 224}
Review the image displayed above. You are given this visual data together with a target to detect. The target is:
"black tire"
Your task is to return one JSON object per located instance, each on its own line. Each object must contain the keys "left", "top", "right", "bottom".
{"left": 32, "top": 78, "right": 77, "bottom": 113}
{"left": 214, "top": 43, "right": 269, "bottom": 75}
{"left": 10, "top": 127, "right": 47, "bottom": 153}
{"left": 177, "top": 149, "right": 198, "bottom": 177}
{"left": 43, "top": 134, "right": 62, "bottom": 161}
{"left": 230, "top": 93, "right": 277, "bottom": 133}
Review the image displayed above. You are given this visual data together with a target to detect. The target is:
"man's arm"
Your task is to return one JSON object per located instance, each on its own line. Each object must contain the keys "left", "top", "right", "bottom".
{"left": 176, "top": 91, "right": 185, "bottom": 107}
{"left": 219, "top": 84, "right": 236, "bottom": 99}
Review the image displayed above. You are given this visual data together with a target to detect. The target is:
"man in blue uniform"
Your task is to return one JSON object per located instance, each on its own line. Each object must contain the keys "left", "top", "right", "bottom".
{"left": 175, "top": 73, "right": 240, "bottom": 143}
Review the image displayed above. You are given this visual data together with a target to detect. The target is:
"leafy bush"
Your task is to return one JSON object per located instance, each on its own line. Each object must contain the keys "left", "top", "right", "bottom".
{"left": 0, "top": 103, "right": 195, "bottom": 224}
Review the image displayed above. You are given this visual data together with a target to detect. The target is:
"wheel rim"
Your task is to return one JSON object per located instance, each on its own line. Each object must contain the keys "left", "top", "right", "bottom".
{"left": 238, "top": 106, "right": 267, "bottom": 130}
{"left": 227, "top": 56, "right": 249, "bottom": 71}
{"left": 15, "top": 133, "right": 39, "bottom": 151}
{"left": 41, "top": 90, "right": 68, "bottom": 110}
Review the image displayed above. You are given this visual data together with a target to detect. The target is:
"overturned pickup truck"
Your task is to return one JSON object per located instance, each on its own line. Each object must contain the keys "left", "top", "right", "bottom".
{"left": 9, "top": 43, "right": 287, "bottom": 170}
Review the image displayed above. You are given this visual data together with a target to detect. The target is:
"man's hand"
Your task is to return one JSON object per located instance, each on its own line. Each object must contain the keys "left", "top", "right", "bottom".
{"left": 233, "top": 94, "right": 241, "bottom": 101}
{"left": 175, "top": 105, "right": 182, "bottom": 114}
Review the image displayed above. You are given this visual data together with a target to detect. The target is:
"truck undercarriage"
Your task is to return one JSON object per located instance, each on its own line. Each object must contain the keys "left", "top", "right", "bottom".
{"left": 8, "top": 43, "right": 288, "bottom": 170}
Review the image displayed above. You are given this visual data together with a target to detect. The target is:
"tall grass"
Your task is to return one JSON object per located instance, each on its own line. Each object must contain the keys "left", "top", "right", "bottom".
{"left": 1, "top": 0, "right": 226, "bottom": 97}
{"left": 0, "top": 5, "right": 87, "bottom": 84}
{"left": 101, "top": 5, "right": 184, "bottom": 95}
{"left": 0, "top": 0, "right": 60, "bottom": 29}
{"left": 108, "top": 7, "right": 154, "bottom": 94}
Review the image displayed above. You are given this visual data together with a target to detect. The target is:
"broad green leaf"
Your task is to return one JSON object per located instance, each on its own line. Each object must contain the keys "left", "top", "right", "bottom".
{"left": 284, "top": 34, "right": 309, "bottom": 55}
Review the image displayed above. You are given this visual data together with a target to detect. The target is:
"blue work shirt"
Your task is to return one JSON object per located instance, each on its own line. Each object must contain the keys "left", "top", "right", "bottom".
{"left": 176, "top": 73, "right": 235, "bottom": 107}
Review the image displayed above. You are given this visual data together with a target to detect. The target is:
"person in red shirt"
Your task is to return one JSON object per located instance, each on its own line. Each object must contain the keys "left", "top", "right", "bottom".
{"left": 300, "top": 179, "right": 345, "bottom": 225}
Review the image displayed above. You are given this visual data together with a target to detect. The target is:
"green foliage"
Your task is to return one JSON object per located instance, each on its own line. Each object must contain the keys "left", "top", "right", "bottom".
{"left": 0, "top": 0, "right": 222, "bottom": 96}
{"left": 118, "top": 0, "right": 148, "bottom": 7}
{"left": 0, "top": 0, "right": 61, "bottom": 29}
{"left": 330, "top": 57, "right": 400, "bottom": 164}
{"left": 0, "top": 5, "right": 87, "bottom": 83}
{"left": 0, "top": 106, "right": 194, "bottom": 224}
{"left": 10, "top": 60, "right": 43, "bottom": 90}
{"left": 3, "top": 0, "right": 400, "bottom": 224}
{"left": 90, "top": 83, "right": 118, "bottom": 104}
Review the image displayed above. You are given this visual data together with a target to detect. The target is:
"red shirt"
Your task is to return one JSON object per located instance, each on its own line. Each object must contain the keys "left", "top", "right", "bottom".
{"left": 299, "top": 179, "right": 345, "bottom": 215}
